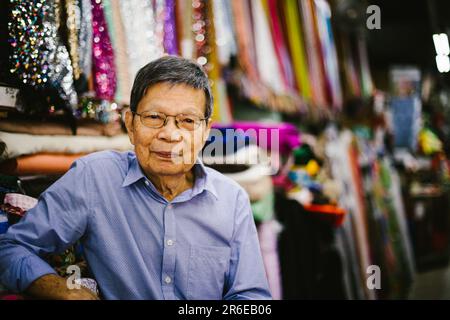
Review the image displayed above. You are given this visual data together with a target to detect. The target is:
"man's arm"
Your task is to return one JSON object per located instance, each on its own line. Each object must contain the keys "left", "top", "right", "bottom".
{"left": 0, "top": 160, "right": 95, "bottom": 299}
{"left": 25, "top": 274, "right": 98, "bottom": 300}
{"left": 223, "top": 189, "right": 272, "bottom": 300}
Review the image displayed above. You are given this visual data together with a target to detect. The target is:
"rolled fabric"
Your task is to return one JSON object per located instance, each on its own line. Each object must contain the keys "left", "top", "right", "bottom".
{"left": 0, "top": 119, "right": 123, "bottom": 137}
{"left": 0, "top": 131, "right": 133, "bottom": 160}
{"left": 0, "top": 153, "right": 87, "bottom": 175}
{"left": 4, "top": 193, "right": 38, "bottom": 211}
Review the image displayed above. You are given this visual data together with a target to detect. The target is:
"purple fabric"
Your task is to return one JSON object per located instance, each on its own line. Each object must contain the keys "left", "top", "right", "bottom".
{"left": 92, "top": 0, "right": 117, "bottom": 101}
{"left": 163, "top": 0, "right": 178, "bottom": 55}
{"left": 212, "top": 122, "right": 301, "bottom": 155}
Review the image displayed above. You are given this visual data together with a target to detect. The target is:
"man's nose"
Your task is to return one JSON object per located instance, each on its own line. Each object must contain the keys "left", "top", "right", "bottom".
{"left": 157, "top": 117, "right": 183, "bottom": 141}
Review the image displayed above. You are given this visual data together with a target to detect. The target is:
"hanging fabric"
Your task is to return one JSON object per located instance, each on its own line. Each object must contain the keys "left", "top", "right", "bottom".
{"left": 250, "top": 0, "right": 285, "bottom": 95}
{"left": 283, "top": 0, "right": 312, "bottom": 101}
{"left": 78, "top": 0, "right": 93, "bottom": 86}
{"left": 118, "top": 0, "right": 163, "bottom": 86}
{"left": 106, "top": 0, "right": 131, "bottom": 104}
{"left": 299, "top": 0, "right": 328, "bottom": 108}
{"left": 314, "top": 0, "right": 343, "bottom": 110}
{"left": 212, "top": 0, "right": 237, "bottom": 66}
{"left": 163, "top": 0, "right": 179, "bottom": 55}
{"left": 177, "top": 0, "right": 194, "bottom": 59}
{"left": 265, "top": 0, "right": 295, "bottom": 91}
{"left": 357, "top": 34, "right": 374, "bottom": 98}
{"left": 91, "top": 0, "right": 117, "bottom": 101}
{"left": 9, "top": 0, "right": 78, "bottom": 113}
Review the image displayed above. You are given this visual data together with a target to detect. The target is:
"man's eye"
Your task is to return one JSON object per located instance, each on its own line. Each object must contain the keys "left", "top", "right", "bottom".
{"left": 147, "top": 115, "right": 161, "bottom": 120}
{"left": 183, "top": 118, "right": 195, "bottom": 124}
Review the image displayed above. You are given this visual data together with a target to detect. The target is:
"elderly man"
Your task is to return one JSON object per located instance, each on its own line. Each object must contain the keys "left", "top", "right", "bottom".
{"left": 0, "top": 56, "right": 271, "bottom": 300}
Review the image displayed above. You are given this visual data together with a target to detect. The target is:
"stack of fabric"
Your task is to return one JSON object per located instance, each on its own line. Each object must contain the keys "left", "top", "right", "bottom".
{"left": 0, "top": 122, "right": 132, "bottom": 176}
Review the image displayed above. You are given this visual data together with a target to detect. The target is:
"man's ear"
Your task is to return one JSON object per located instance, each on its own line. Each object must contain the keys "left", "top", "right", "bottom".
{"left": 202, "top": 118, "right": 212, "bottom": 144}
{"left": 124, "top": 110, "right": 136, "bottom": 145}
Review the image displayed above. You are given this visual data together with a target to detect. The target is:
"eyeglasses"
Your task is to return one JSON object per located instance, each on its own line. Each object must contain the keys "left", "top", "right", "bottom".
{"left": 132, "top": 111, "right": 208, "bottom": 131}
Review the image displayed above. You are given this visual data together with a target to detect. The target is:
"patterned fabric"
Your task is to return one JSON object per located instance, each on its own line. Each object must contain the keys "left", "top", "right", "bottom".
{"left": 91, "top": 0, "right": 117, "bottom": 101}
{"left": 3, "top": 193, "right": 38, "bottom": 211}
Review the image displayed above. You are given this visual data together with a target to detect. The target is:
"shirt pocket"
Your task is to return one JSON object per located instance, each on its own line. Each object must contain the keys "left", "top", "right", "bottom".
{"left": 187, "top": 245, "right": 231, "bottom": 300}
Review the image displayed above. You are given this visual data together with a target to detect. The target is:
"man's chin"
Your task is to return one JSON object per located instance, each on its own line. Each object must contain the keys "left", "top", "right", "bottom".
{"left": 149, "top": 161, "right": 189, "bottom": 175}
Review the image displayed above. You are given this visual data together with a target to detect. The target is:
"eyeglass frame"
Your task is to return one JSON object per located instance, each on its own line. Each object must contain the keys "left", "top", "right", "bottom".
{"left": 131, "top": 110, "right": 210, "bottom": 131}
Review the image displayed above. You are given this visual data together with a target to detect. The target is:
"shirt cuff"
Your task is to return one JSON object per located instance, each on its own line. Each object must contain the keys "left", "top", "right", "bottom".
{"left": 1, "top": 254, "right": 57, "bottom": 293}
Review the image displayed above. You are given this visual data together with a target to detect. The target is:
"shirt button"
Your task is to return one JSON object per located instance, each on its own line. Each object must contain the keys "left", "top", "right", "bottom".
{"left": 167, "top": 239, "right": 174, "bottom": 246}
{"left": 167, "top": 204, "right": 173, "bottom": 209}
{"left": 164, "top": 276, "right": 172, "bottom": 284}
{"left": 145, "top": 181, "right": 149, "bottom": 186}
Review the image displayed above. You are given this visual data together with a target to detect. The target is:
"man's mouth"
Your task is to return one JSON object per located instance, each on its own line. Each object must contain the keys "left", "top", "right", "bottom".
{"left": 152, "top": 151, "right": 183, "bottom": 159}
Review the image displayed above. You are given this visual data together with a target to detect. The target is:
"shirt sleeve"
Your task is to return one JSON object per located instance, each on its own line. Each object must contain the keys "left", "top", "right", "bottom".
{"left": 0, "top": 159, "right": 92, "bottom": 292}
{"left": 223, "top": 188, "right": 272, "bottom": 300}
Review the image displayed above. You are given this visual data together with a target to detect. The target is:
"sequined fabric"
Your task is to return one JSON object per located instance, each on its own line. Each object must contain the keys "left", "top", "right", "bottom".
{"left": 119, "top": 0, "right": 163, "bottom": 81}
{"left": 8, "top": 0, "right": 78, "bottom": 112}
{"left": 78, "top": 0, "right": 93, "bottom": 82}
{"left": 163, "top": 0, "right": 178, "bottom": 55}
{"left": 91, "top": 0, "right": 116, "bottom": 101}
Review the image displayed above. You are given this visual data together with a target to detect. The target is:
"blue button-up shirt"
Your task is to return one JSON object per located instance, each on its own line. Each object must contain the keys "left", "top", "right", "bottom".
{"left": 0, "top": 151, "right": 271, "bottom": 300}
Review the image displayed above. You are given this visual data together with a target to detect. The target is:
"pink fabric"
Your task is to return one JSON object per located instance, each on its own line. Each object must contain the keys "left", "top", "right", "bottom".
{"left": 266, "top": 0, "right": 295, "bottom": 90}
{"left": 257, "top": 220, "right": 283, "bottom": 300}
{"left": 91, "top": 0, "right": 117, "bottom": 100}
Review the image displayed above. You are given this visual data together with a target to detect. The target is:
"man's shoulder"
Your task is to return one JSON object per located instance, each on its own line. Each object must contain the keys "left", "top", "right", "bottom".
{"left": 76, "top": 150, "right": 134, "bottom": 170}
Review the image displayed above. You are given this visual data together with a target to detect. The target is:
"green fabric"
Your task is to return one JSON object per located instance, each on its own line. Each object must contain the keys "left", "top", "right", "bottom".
{"left": 251, "top": 192, "right": 274, "bottom": 222}
{"left": 293, "top": 145, "right": 314, "bottom": 166}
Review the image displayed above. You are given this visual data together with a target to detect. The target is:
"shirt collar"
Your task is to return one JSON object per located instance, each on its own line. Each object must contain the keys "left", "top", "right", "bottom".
{"left": 122, "top": 153, "right": 218, "bottom": 201}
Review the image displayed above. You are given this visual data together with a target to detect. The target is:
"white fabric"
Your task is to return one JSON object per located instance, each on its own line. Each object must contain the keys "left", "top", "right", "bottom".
{"left": 224, "top": 164, "right": 272, "bottom": 183}
{"left": 0, "top": 131, "right": 133, "bottom": 160}
{"left": 251, "top": 0, "right": 285, "bottom": 94}
{"left": 201, "top": 144, "right": 271, "bottom": 166}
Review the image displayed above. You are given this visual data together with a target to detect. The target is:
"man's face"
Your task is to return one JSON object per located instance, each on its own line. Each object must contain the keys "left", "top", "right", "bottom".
{"left": 125, "top": 82, "right": 212, "bottom": 177}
